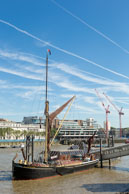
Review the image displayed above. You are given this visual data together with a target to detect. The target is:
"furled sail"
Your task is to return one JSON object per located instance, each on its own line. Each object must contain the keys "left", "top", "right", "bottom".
{"left": 87, "top": 131, "right": 97, "bottom": 153}
{"left": 49, "top": 95, "right": 75, "bottom": 124}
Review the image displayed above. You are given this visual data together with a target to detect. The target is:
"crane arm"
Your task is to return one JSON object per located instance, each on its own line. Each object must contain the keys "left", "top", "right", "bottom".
{"left": 120, "top": 107, "right": 124, "bottom": 115}
{"left": 103, "top": 92, "right": 120, "bottom": 113}
{"left": 95, "top": 89, "right": 106, "bottom": 111}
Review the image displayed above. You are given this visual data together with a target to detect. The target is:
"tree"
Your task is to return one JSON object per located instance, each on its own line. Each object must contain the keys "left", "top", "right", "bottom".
{"left": 13, "top": 130, "right": 21, "bottom": 139}
{"left": 0, "top": 128, "right": 5, "bottom": 139}
{"left": 0, "top": 127, "right": 14, "bottom": 139}
{"left": 21, "top": 130, "right": 28, "bottom": 139}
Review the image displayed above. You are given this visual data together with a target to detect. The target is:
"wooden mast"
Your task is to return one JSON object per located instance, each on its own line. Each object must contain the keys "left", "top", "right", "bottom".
{"left": 44, "top": 49, "right": 75, "bottom": 163}
{"left": 44, "top": 49, "right": 50, "bottom": 163}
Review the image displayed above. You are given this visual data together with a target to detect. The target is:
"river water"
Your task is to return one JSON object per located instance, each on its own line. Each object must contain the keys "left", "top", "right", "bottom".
{"left": 0, "top": 144, "right": 129, "bottom": 194}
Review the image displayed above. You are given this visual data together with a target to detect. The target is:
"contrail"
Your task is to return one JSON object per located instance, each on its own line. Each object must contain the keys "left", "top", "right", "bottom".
{"left": 0, "top": 19, "right": 129, "bottom": 80}
{"left": 0, "top": 48, "right": 120, "bottom": 84}
{"left": 51, "top": 0, "right": 129, "bottom": 55}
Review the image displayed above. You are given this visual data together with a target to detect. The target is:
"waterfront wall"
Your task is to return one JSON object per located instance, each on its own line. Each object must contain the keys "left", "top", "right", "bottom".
{"left": 0, "top": 139, "right": 45, "bottom": 147}
{"left": 0, "top": 138, "right": 126, "bottom": 147}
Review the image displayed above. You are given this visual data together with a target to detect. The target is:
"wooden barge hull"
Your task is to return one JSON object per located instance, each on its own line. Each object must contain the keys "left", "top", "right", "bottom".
{"left": 12, "top": 162, "right": 57, "bottom": 180}
{"left": 12, "top": 159, "right": 98, "bottom": 180}
{"left": 56, "top": 160, "right": 98, "bottom": 175}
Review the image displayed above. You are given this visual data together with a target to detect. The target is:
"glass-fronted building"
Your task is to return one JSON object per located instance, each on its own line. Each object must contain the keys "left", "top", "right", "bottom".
{"left": 58, "top": 118, "right": 100, "bottom": 140}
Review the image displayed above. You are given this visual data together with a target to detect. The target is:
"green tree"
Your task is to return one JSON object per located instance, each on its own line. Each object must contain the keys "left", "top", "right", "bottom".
{"left": 27, "top": 130, "right": 35, "bottom": 136}
{"left": 0, "top": 128, "right": 5, "bottom": 139}
{"left": 13, "top": 130, "right": 21, "bottom": 139}
{"left": 21, "top": 130, "right": 28, "bottom": 139}
{"left": 0, "top": 127, "right": 14, "bottom": 139}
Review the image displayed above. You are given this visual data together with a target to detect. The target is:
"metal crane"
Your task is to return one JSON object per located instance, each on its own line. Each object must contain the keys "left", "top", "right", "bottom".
{"left": 103, "top": 92, "right": 124, "bottom": 138}
{"left": 95, "top": 89, "right": 110, "bottom": 140}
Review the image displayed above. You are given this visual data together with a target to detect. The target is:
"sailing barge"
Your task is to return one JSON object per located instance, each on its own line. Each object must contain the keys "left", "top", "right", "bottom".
{"left": 12, "top": 50, "right": 99, "bottom": 180}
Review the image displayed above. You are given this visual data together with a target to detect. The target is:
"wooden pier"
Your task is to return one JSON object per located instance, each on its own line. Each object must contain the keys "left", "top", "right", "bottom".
{"left": 92, "top": 142, "right": 129, "bottom": 167}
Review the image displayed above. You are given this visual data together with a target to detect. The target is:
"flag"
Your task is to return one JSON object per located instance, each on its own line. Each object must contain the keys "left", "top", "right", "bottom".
{"left": 47, "top": 49, "right": 51, "bottom": 55}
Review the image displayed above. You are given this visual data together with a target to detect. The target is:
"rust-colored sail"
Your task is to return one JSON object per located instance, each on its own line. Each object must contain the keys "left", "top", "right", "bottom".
{"left": 87, "top": 131, "right": 97, "bottom": 153}
{"left": 49, "top": 96, "right": 75, "bottom": 123}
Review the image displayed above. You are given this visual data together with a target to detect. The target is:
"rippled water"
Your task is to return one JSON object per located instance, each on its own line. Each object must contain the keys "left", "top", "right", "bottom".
{"left": 0, "top": 144, "right": 129, "bottom": 194}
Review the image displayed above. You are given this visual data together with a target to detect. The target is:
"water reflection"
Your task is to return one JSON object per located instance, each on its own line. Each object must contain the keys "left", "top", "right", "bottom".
{"left": 0, "top": 170, "right": 12, "bottom": 181}
{"left": 104, "top": 165, "right": 129, "bottom": 173}
{"left": 81, "top": 183, "right": 129, "bottom": 193}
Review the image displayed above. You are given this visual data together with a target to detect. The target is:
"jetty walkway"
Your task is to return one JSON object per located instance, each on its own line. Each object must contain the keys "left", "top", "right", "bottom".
{"left": 92, "top": 143, "right": 129, "bottom": 161}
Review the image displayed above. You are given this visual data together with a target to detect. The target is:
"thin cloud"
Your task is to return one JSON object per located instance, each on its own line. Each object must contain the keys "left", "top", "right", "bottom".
{"left": 0, "top": 64, "right": 94, "bottom": 94}
{"left": 83, "top": 96, "right": 96, "bottom": 104}
{"left": 0, "top": 66, "right": 42, "bottom": 80}
{"left": 53, "top": 62, "right": 129, "bottom": 96}
{"left": 51, "top": 0, "right": 129, "bottom": 55}
{"left": 0, "top": 49, "right": 44, "bottom": 67}
{"left": 0, "top": 49, "right": 122, "bottom": 87}
{"left": 98, "top": 84, "right": 129, "bottom": 95}
{"left": 115, "top": 97, "right": 129, "bottom": 105}
{"left": 55, "top": 80, "right": 94, "bottom": 93}
{"left": 1, "top": 59, "right": 129, "bottom": 97}
{"left": 73, "top": 104, "right": 102, "bottom": 114}
{"left": 16, "top": 90, "right": 43, "bottom": 100}
{"left": 54, "top": 62, "right": 121, "bottom": 86}
{"left": 1, "top": 49, "right": 129, "bottom": 99}
{"left": 60, "top": 94, "right": 76, "bottom": 99}
{"left": 0, "top": 19, "right": 129, "bottom": 80}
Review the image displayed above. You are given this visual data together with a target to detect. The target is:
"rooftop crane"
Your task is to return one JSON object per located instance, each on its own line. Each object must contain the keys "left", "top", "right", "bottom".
{"left": 95, "top": 89, "right": 110, "bottom": 140}
{"left": 103, "top": 92, "right": 124, "bottom": 138}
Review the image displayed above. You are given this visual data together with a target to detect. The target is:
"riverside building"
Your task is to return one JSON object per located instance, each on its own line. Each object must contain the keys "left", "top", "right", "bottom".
{"left": 0, "top": 117, "right": 45, "bottom": 140}
{"left": 0, "top": 117, "right": 101, "bottom": 140}
{"left": 57, "top": 118, "right": 101, "bottom": 142}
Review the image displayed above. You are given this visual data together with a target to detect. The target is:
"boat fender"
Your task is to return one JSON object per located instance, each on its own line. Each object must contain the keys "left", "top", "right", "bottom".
{"left": 19, "top": 160, "right": 23, "bottom": 164}
{"left": 24, "top": 160, "right": 27, "bottom": 165}
{"left": 90, "top": 154, "right": 95, "bottom": 161}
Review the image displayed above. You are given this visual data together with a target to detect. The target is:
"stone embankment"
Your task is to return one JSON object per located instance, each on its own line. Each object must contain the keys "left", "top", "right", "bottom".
{"left": 0, "top": 139, "right": 45, "bottom": 148}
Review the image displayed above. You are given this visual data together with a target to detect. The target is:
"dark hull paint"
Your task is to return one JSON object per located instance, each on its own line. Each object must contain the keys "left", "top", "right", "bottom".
{"left": 56, "top": 160, "right": 98, "bottom": 175}
{"left": 12, "top": 162, "right": 57, "bottom": 180}
{"left": 12, "top": 159, "right": 99, "bottom": 180}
